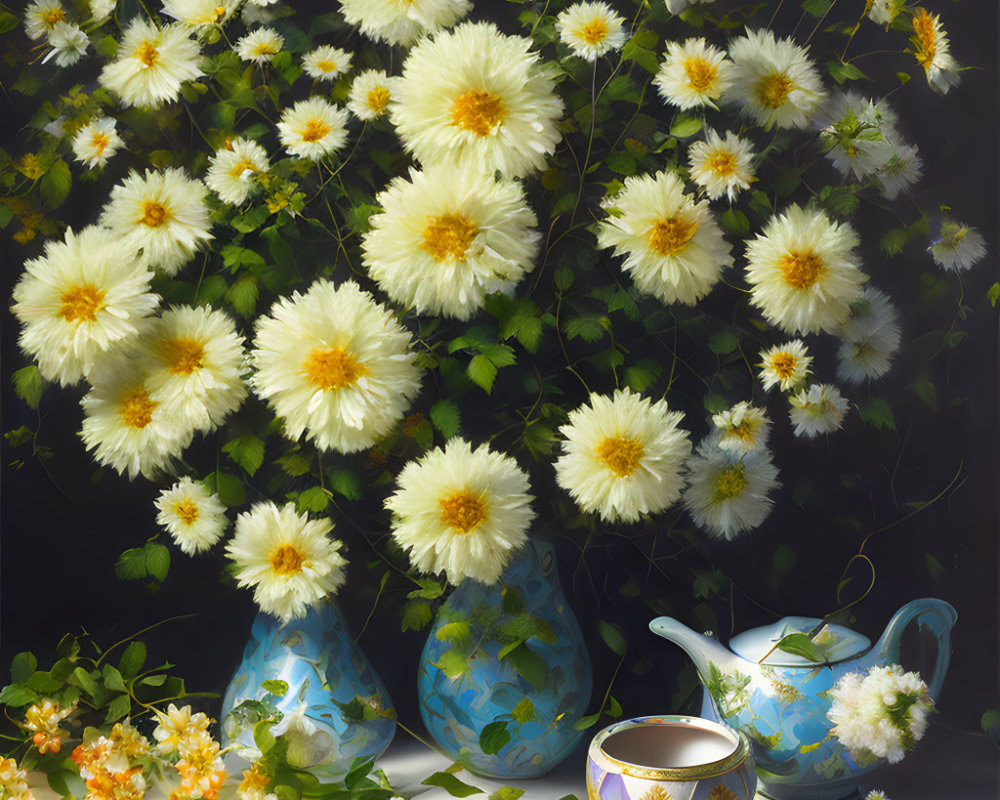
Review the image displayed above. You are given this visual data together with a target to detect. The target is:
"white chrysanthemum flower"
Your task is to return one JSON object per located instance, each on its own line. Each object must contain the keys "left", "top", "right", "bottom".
{"left": 139, "top": 305, "right": 247, "bottom": 431}
{"left": 99, "top": 19, "right": 203, "bottom": 108}
{"left": 276, "top": 98, "right": 350, "bottom": 162}
{"left": 161, "top": 0, "right": 239, "bottom": 28}
{"left": 339, "top": 0, "right": 471, "bottom": 46}
{"left": 43, "top": 21, "right": 88, "bottom": 67}
{"left": 225, "top": 502, "right": 348, "bottom": 622}
{"left": 688, "top": 129, "right": 756, "bottom": 201}
{"left": 155, "top": 477, "right": 228, "bottom": 554}
{"left": 362, "top": 163, "right": 539, "bottom": 320}
{"left": 11, "top": 226, "right": 158, "bottom": 387}
{"left": 80, "top": 360, "right": 195, "bottom": 479}
{"left": 655, "top": 38, "right": 733, "bottom": 110}
{"left": 205, "top": 138, "right": 270, "bottom": 205}
{"left": 876, "top": 142, "right": 922, "bottom": 200}
{"left": 929, "top": 219, "right": 986, "bottom": 272}
{"left": 745, "top": 204, "right": 866, "bottom": 335}
{"left": 302, "top": 45, "right": 352, "bottom": 81}
{"left": 347, "top": 70, "right": 399, "bottom": 120}
{"left": 682, "top": 435, "right": 780, "bottom": 540}
{"left": 713, "top": 402, "right": 770, "bottom": 455}
{"left": 817, "top": 91, "right": 897, "bottom": 181}
{"left": 555, "top": 388, "right": 692, "bottom": 524}
{"left": 911, "top": 8, "right": 960, "bottom": 95}
{"left": 758, "top": 340, "right": 812, "bottom": 392}
{"left": 71, "top": 117, "right": 123, "bottom": 169}
{"left": 100, "top": 168, "right": 213, "bottom": 276}
{"left": 249, "top": 280, "right": 422, "bottom": 453}
{"left": 866, "top": 0, "right": 901, "bottom": 25}
{"left": 788, "top": 383, "right": 849, "bottom": 438}
{"left": 89, "top": 0, "right": 115, "bottom": 21}
{"left": 24, "top": 0, "right": 67, "bottom": 41}
{"left": 596, "top": 170, "right": 733, "bottom": 306}
{"left": 726, "top": 28, "right": 826, "bottom": 130}
{"left": 386, "top": 439, "right": 535, "bottom": 586}
{"left": 665, "top": 0, "right": 715, "bottom": 14}
{"left": 235, "top": 27, "right": 283, "bottom": 65}
{"left": 828, "top": 664, "right": 933, "bottom": 765}
{"left": 555, "top": 2, "right": 627, "bottom": 61}
{"left": 836, "top": 287, "right": 902, "bottom": 385}
{"left": 391, "top": 21, "right": 564, "bottom": 179}
{"left": 865, "top": 791, "right": 888, "bottom": 800}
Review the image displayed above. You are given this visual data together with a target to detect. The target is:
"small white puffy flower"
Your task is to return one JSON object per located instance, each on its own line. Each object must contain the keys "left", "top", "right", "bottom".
{"left": 71, "top": 117, "right": 123, "bottom": 169}
{"left": 745, "top": 204, "right": 866, "bottom": 335}
{"left": 24, "top": 0, "right": 67, "bottom": 41}
{"left": 89, "top": 0, "right": 115, "bottom": 21}
{"left": 155, "top": 477, "right": 228, "bottom": 554}
{"left": 836, "top": 287, "right": 902, "bottom": 385}
{"left": 596, "top": 169, "right": 733, "bottom": 306}
{"left": 712, "top": 402, "right": 770, "bottom": 454}
{"left": 161, "top": 0, "right": 239, "bottom": 28}
{"left": 655, "top": 38, "right": 733, "bottom": 110}
{"left": 347, "top": 70, "right": 398, "bottom": 120}
{"left": 100, "top": 168, "right": 214, "bottom": 276}
{"left": 235, "top": 27, "right": 283, "bottom": 66}
{"left": 205, "top": 137, "right": 270, "bottom": 205}
{"left": 665, "top": 0, "right": 715, "bottom": 14}
{"left": 555, "top": 388, "right": 692, "bottom": 524}
{"left": 99, "top": 19, "right": 203, "bottom": 108}
{"left": 725, "top": 28, "right": 826, "bottom": 130}
{"left": 43, "top": 21, "right": 88, "bottom": 67}
{"left": 929, "top": 219, "right": 986, "bottom": 272}
{"left": 758, "top": 340, "right": 812, "bottom": 392}
{"left": 687, "top": 129, "right": 756, "bottom": 201}
{"left": 817, "top": 91, "right": 897, "bottom": 181}
{"left": 876, "top": 142, "right": 922, "bottom": 200}
{"left": 225, "top": 502, "right": 348, "bottom": 622}
{"left": 788, "top": 383, "right": 849, "bottom": 438}
{"left": 866, "top": 0, "right": 901, "bottom": 25}
{"left": 682, "top": 434, "right": 780, "bottom": 540}
{"left": 277, "top": 98, "right": 350, "bottom": 162}
{"left": 911, "top": 8, "right": 960, "bottom": 95}
{"left": 555, "top": 2, "right": 627, "bottom": 61}
{"left": 339, "top": 0, "right": 472, "bottom": 46}
{"left": 302, "top": 45, "right": 352, "bottom": 81}
{"left": 386, "top": 438, "right": 535, "bottom": 586}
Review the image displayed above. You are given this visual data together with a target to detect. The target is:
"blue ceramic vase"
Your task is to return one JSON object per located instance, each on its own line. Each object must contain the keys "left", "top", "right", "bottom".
{"left": 220, "top": 598, "right": 396, "bottom": 780}
{"left": 418, "top": 539, "right": 592, "bottom": 778}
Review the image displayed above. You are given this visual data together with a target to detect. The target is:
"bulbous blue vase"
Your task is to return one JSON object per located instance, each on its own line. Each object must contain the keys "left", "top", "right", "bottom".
{"left": 418, "top": 540, "right": 592, "bottom": 778}
{"left": 220, "top": 598, "right": 396, "bottom": 780}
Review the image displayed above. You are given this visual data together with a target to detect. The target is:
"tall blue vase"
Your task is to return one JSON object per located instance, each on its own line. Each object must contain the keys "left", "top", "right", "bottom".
{"left": 220, "top": 598, "right": 395, "bottom": 780}
{"left": 418, "top": 540, "right": 592, "bottom": 778}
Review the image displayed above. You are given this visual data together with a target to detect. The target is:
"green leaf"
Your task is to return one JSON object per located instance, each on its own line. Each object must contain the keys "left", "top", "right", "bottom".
{"left": 221, "top": 244, "right": 267, "bottom": 269}
{"left": 231, "top": 205, "right": 271, "bottom": 233}
{"left": 223, "top": 435, "right": 266, "bottom": 477}
{"left": 262, "top": 679, "right": 288, "bottom": 696}
{"left": 554, "top": 267, "right": 574, "bottom": 291}
{"left": 505, "top": 643, "right": 546, "bottom": 691}
{"left": 719, "top": 208, "right": 750, "bottom": 234}
{"left": 509, "top": 697, "right": 535, "bottom": 725}
{"left": 479, "top": 721, "right": 511, "bottom": 755}
{"left": 980, "top": 709, "right": 1000, "bottom": 744}
{"left": 296, "top": 486, "right": 330, "bottom": 513}
{"left": 47, "top": 770, "right": 86, "bottom": 800}
{"left": 708, "top": 329, "right": 739, "bottom": 355}
{"left": 774, "top": 633, "right": 824, "bottom": 662}
{"left": 213, "top": 471, "right": 247, "bottom": 506}
{"left": 139, "top": 674, "right": 167, "bottom": 687}
{"left": 604, "top": 150, "right": 637, "bottom": 175}
{"left": 827, "top": 59, "right": 867, "bottom": 84}
{"left": 599, "top": 620, "right": 627, "bottom": 655}
{"left": 573, "top": 713, "right": 601, "bottom": 731}
{"left": 12, "top": 366, "right": 43, "bottom": 409}
{"left": 669, "top": 114, "right": 703, "bottom": 138}
{"left": 409, "top": 578, "right": 446, "bottom": 600}
{"left": 430, "top": 399, "right": 461, "bottom": 439}
{"left": 857, "top": 398, "right": 896, "bottom": 431}
{"left": 702, "top": 393, "right": 727, "bottom": 414}
{"left": 278, "top": 452, "right": 310, "bottom": 477}
{"left": 104, "top": 694, "right": 132, "bottom": 724}
{"left": 102, "top": 665, "right": 126, "bottom": 692}
{"left": 421, "top": 772, "right": 483, "bottom": 798}
{"left": 987, "top": 282, "right": 1000, "bottom": 307}
{"left": 401, "top": 600, "right": 433, "bottom": 632}
{"left": 435, "top": 621, "right": 471, "bottom": 645}
{"left": 433, "top": 650, "right": 470, "bottom": 682}
{"left": 879, "top": 227, "right": 910, "bottom": 257}
{"left": 606, "top": 696, "right": 623, "bottom": 717}
{"left": 802, "top": 0, "right": 834, "bottom": 16}
{"left": 145, "top": 542, "right": 170, "bottom": 582}
{"left": 621, "top": 38, "right": 659, "bottom": 74}
{"left": 72, "top": 666, "right": 100, "bottom": 700}
{"left": 564, "top": 316, "right": 606, "bottom": 342}
{"left": 328, "top": 468, "right": 362, "bottom": 500}
{"left": 119, "top": 641, "right": 147, "bottom": 681}
{"left": 490, "top": 789, "right": 525, "bottom": 800}
{"left": 0, "top": 11, "right": 21, "bottom": 33}
{"left": 226, "top": 276, "right": 259, "bottom": 318}
{"left": 25, "top": 671, "right": 61, "bottom": 692}
{"left": 115, "top": 548, "right": 147, "bottom": 581}
{"left": 39, "top": 159, "right": 71, "bottom": 209}
{"left": 254, "top": 720, "right": 277, "bottom": 755}
{"left": 467, "top": 354, "right": 497, "bottom": 394}
{"left": 10, "top": 652, "right": 37, "bottom": 684}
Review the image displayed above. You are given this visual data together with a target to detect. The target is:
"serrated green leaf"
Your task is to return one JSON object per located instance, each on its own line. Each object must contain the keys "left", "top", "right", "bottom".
{"left": 720, "top": 208, "right": 750, "bottom": 234}
{"left": 879, "top": 227, "right": 910, "bottom": 257}
{"left": 328, "top": 468, "right": 362, "bottom": 500}
{"left": 802, "top": 0, "right": 834, "bottom": 16}
{"left": 145, "top": 542, "right": 170, "bottom": 582}
{"left": 119, "top": 641, "right": 147, "bottom": 681}
{"left": 708, "top": 329, "right": 739, "bottom": 355}
{"left": 987, "top": 282, "right": 1000, "bottom": 307}
{"left": 213, "top": 471, "right": 247, "bottom": 506}
{"left": 429, "top": 399, "right": 461, "bottom": 439}
{"left": 223, "top": 435, "right": 266, "bottom": 476}
{"left": 102, "top": 665, "right": 126, "bottom": 692}
{"left": 599, "top": 620, "right": 627, "bottom": 655}
{"left": 421, "top": 772, "right": 483, "bottom": 798}
{"left": 12, "top": 366, "right": 43, "bottom": 409}
{"left": 774, "top": 633, "right": 824, "bottom": 662}
{"left": 621, "top": 39, "right": 659, "bottom": 74}
{"left": 857, "top": 398, "right": 896, "bottom": 431}
{"left": 115, "top": 548, "right": 147, "bottom": 581}
{"left": 39, "top": 159, "right": 71, "bottom": 209}
{"left": 296, "top": 486, "right": 330, "bottom": 513}
{"left": 433, "top": 650, "right": 470, "bottom": 682}
{"left": 10, "top": 652, "right": 37, "bottom": 684}
{"left": 25, "top": 671, "right": 61, "bottom": 692}
{"left": 401, "top": 600, "right": 433, "bottom": 632}
{"left": 72, "top": 666, "right": 100, "bottom": 700}
{"left": 479, "top": 721, "right": 511, "bottom": 755}
{"left": 564, "top": 316, "right": 606, "bottom": 342}
{"left": 490, "top": 789, "right": 524, "bottom": 800}
{"left": 827, "top": 59, "right": 866, "bottom": 84}
{"left": 509, "top": 697, "right": 535, "bottom": 725}
{"left": 499, "top": 614, "right": 537, "bottom": 643}
{"left": 669, "top": 115, "right": 703, "bottom": 138}
{"left": 104, "top": 694, "right": 132, "bottom": 724}
{"left": 226, "top": 276, "right": 259, "bottom": 318}
{"left": 467, "top": 354, "right": 497, "bottom": 393}
{"left": 435, "top": 621, "right": 471, "bottom": 645}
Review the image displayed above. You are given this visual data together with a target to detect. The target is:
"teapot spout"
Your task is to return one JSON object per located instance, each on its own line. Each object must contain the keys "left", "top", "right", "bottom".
{"left": 649, "top": 617, "right": 740, "bottom": 677}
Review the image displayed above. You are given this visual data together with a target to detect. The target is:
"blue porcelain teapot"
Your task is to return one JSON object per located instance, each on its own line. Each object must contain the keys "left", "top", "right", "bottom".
{"left": 650, "top": 598, "right": 956, "bottom": 800}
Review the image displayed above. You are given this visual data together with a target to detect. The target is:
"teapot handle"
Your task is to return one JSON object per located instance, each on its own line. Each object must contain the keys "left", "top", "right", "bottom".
{"left": 874, "top": 598, "right": 957, "bottom": 699}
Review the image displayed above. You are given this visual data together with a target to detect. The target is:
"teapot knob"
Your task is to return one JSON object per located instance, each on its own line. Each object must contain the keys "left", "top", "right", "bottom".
{"left": 874, "top": 598, "right": 957, "bottom": 699}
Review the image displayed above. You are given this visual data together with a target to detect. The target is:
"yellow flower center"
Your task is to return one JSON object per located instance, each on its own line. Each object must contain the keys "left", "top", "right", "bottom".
{"left": 595, "top": 436, "right": 644, "bottom": 478}
{"left": 136, "top": 41, "right": 159, "bottom": 68}
{"left": 912, "top": 9, "right": 937, "bottom": 68}
{"left": 92, "top": 132, "right": 110, "bottom": 154}
{"left": 315, "top": 59, "right": 337, "bottom": 73}
{"left": 161, "top": 337, "right": 206, "bottom": 375}
{"left": 173, "top": 498, "right": 200, "bottom": 525}
{"left": 729, "top": 420, "right": 758, "bottom": 442}
{"left": 770, "top": 352, "right": 797, "bottom": 379}
{"left": 270, "top": 544, "right": 305, "bottom": 575}
{"left": 439, "top": 489, "right": 488, "bottom": 534}
{"left": 304, "top": 346, "right": 368, "bottom": 390}
{"left": 252, "top": 41, "right": 279, "bottom": 57}
{"left": 683, "top": 56, "right": 717, "bottom": 92}
{"left": 757, "top": 73, "right": 793, "bottom": 109}
{"left": 228, "top": 158, "right": 257, "bottom": 178}
{"left": 576, "top": 16, "right": 609, "bottom": 46}
{"left": 120, "top": 387, "right": 156, "bottom": 430}
{"left": 647, "top": 216, "right": 699, "bottom": 256}
{"left": 367, "top": 86, "right": 391, "bottom": 115}
{"left": 422, "top": 212, "right": 478, "bottom": 262}
{"left": 450, "top": 90, "right": 505, "bottom": 137}
{"left": 714, "top": 465, "right": 747, "bottom": 501}
{"left": 58, "top": 285, "right": 105, "bottom": 323}
{"left": 778, "top": 250, "right": 825, "bottom": 289}
{"left": 706, "top": 150, "right": 737, "bottom": 177}
{"left": 42, "top": 8, "right": 65, "bottom": 26}
{"left": 140, "top": 200, "right": 169, "bottom": 228}
{"left": 300, "top": 118, "right": 330, "bottom": 143}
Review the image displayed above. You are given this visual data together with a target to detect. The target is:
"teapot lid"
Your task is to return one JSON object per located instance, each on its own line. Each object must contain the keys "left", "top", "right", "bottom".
{"left": 729, "top": 617, "right": 871, "bottom": 666}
